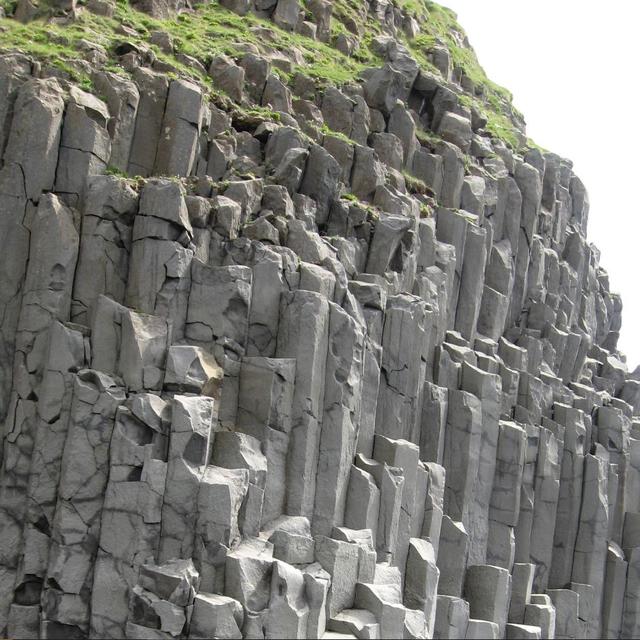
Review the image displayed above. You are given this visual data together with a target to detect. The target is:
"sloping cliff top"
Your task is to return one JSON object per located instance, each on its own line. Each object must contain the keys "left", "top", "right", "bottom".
{"left": 1, "top": 0, "right": 526, "bottom": 148}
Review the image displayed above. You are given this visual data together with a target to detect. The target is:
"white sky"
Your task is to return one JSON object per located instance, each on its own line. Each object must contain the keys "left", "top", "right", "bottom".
{"left": 439, "top": 0, "right": 640, "bottom": 368}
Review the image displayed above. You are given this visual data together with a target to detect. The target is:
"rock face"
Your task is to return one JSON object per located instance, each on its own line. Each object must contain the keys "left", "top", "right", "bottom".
{"left": 0, "top": 1, "right": 637, "bottom": 639}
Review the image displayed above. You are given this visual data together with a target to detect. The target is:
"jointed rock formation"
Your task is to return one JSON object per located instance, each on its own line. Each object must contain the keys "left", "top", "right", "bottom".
{"left": 0, "top": 0, "right": 638, "bottom": 638}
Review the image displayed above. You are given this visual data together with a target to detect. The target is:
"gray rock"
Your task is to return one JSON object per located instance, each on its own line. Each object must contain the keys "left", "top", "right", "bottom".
{"left": 209, "top": 55, "right": 245, "bottom": 103}
{"left": 239, "top": 53, "right": 270, "bottom": 103}
{"left": 375, "top": 295, "right": 428, "bottom": 442}
{"left": 262, "top": 74, "right": 293, "bottom": 113}
{"left": 154, "top": 79, "right": 202, "bottom": 177}
{"left": 524, "top": 597, "right": 556, "bottom": 640}
{"left": 0, "top": 7, "right": 637, "bottom": 637}
{"left": 276, "top": 290, "right": 329, "bottom": 516}
{"left": 56, "top": 87, "right": 111, "bottom": 206}
{"left": 313, "top": 303, "right": 365, "bottom": 536}
{"left": 186, "top": 262, "right": 252, "bottom": 349}
{"left": 351, "top": 144, "right": 386, "bottom": 200}
{"left": 0, "top": 53, "right": 32, "bottom": 156}
{"left": 128, "top": 68, "right": 169, "bottom": 177}
{"left": 189, "top": 593, "right": 243, "bottom": 639}
{"left": 92, "top": 70, "right": 140, "bottom": 172}
{"left": 323, "top": 134, "right": 355, "bottom": 184}
{"left": 404, "top": 538, "right": 439, "bottom": 636}
{"left": 265, "top": 560, "right": 309, "bottom": 638}
{"left": 72, "top": 175, "right": 138, "bottom": 325}
{"left": 315, "top": 536, "right": 360, "bottom": 618}
{"left": 436, "top": 140, "right": 465, "bottom": 208}
{"left": 364, "top": 63, "right": 413, "bottom": 116}
{"left": 412, "top": 148, "right": 443, "bottom": 199}
{"left": 322, "top": 86, "right": 354, "bottom": 138}
{"left": 370, "top": 132, "right": 404, "bottom": 171}
{"left": 299, "top": 144, "right": 342, "bottom": 223}
{"left": 434, "top": 595, "right": 469, "bottom": 639}
{"left": 464, "top": 565, "right": 511, "bottom": 637}
{"left": 437, "top": 111, "right": 473, "bottom": 153}
{"left": 442, "top": 390, "right": 482, "bottom": 523}
{"left": 224, "top": 178, "right": 264, "bottom": 221}
{"left": 308, "top": 0, "right": 332, "bottom": 41}
{"left": 273, "top": 0, "right": 300, "bottom": 31}
{"left": 219, "top": 0, "right": 251, "bottom": 14}
{"left": 388, "top": 102, "right": 417, "bottom": 168}
{"left": 225, "top": 538, "right": 274, "bottom": 611}
{"left": 159, "top": 395, "right": 216, "bottom": 562}
{"left": 165, "top": 345, "right": 223, "bottom": 394}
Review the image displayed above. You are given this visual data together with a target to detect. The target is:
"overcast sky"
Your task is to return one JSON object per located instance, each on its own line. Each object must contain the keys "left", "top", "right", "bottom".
{"left": 440, "top": 0, "right": 640, "bottom": 368}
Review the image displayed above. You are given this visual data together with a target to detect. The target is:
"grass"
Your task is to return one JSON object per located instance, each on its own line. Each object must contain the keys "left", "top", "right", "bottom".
{"left": 397, "top": 1, "right": 525, "bottom": 150}
{"left": 106, "top": 164, "right": 128, "bottom": 178}
{"left": 321, "top": 124, "right": 355, "bottom": 145}
{"left": 0, "top": 0, "right": 378, "bottom": 91}
{"left": 403, "top": 171, "right": 433, "bottom": 196}
{"left": 0, "top": 0, "right": 530, "bottom": 151}
{"left": 416, "top": 127, "right": 443, "bottom": 149}
{"left": 420, "top": 203, "right": 433, "bottom": 218}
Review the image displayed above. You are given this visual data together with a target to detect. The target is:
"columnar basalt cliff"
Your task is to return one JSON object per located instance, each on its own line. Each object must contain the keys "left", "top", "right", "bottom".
{"left": 0, "top": 0, "right": 638, "bottom": 638}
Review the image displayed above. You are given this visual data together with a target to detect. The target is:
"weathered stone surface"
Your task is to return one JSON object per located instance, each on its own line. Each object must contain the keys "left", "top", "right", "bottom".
{"left": 313, "top": 303, "right": 365, "bottom": 536}
{"left": 189, "top": 592, "right": 243, "bottom": 639}
{"left": 437, "top": 516, "right": 469, "bottom": 597}
{"left": 72, "top": 175, "right": 138, "bottom": 326}
{"left": 92, "top": 70, "right": 140, "bottom": 172}
{"left": 464, "top": 565, "right": 511, "bottom": 637}
{"left": 442, "top": 389, "right": 482, "bottom": 524}
{"left": 299, "top": 144, "right": 342, "bottom": 223}
{"left": 209, "top": 54, "right": 245, "bottom": 102}
{"left": 434, "top": 595, "right": 469, "bottom": 639}
{"left": 375, "top": 294, "right": 428, "bottom": 442}
{"left": 128, "top": 68, "right": 169, "bottom": 177}
{"left": 154, "top": 78, "right": 202, "bottom": 177}
{"left": 524, "top": 595, "right": 556, "bottom": 640}
{"left": 276, "top": 290, "right": 329, "bottom": 517}
{"left": 186, "top": 262, "right": 252, "bottom": 349}
{"left": 436, "top": 111, "right": 472, "bottom": 153}
{"left": 0, "top": 4, "right": 636, "bottom": 638}
{"left": 158, "top": 396, "right": 216, "bottom": 563}
{"left": 315, "top": 535, "right": 359, "bottom": 618}
{"left": 404, "top": 538, "right": 439, "bottom": 636}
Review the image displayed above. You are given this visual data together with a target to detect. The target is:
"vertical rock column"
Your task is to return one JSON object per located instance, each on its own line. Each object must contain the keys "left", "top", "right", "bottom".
{"left": 530, "top": 425, "right": 562, "bottom": 592}
{"left": 488, "top": 420, "right": 526, "bottom": 570}
{"left": 158, "top": 395, "right": 216, "bottom": 563}
{"left": 40, "top": 371, "right": 125, "bottom": 637}
{"left": 375, "top": 293, "right": 428, "bottom": 441}
{"left": 54, "top": 87, "right": 111, "bottom": 208}
{"left": 0, "top": 192, "right": 78, "bottom": 633}
{"left": 508, "top": 161, "right": 542, "bottom": 329}
{"left": 126, "top": 179, "right": 195, "bottom": 340}
{"left": 236, "top": 356, "right": 295, "bottom": 526}
{"left": 5, "top": 322, "right": 87, "bottom": 638}
{"left": 571, "top": 446, "right": 610, "bottom": 637}
{"left": 549, "top": 404, "right": 586, "bottom": 587}
{"left": 463, "top": 362, "right": 502, "bottom": 565}
{"left": 441, "top": 389, "right": 482, "bottom": 528}
{"left": 313, "top": 303, "right": 365, "bottom": 536}
{"left": 276, "top": 290, "right": 329, "bottom": 517}
{"left": 71, "top": 175, "right": 138, "bottom": 326}
{"left": 90, "top": 395, "right": 169, "bottom": 638}
{"left": 349, "top": 280, "right": 385, "bottom": 459}
{"left": 0, "top": 78, "right": 64, "bottom": 429}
